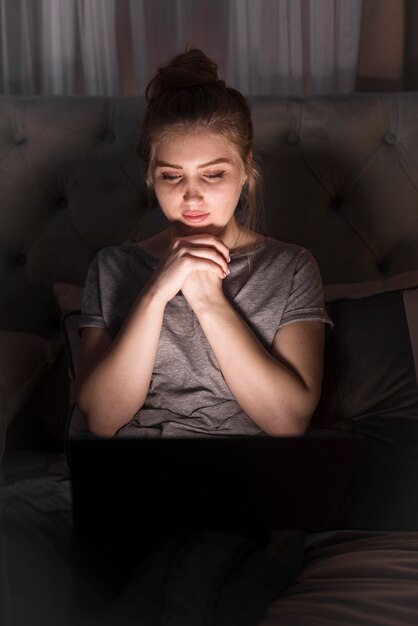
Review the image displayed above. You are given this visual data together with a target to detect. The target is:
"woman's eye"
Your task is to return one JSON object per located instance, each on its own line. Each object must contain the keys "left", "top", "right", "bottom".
{"left": 205, "top": 171, "right": 225, "bottom": 180}
{"left": 162, "top": 173, "right": 182, "bottom": 182}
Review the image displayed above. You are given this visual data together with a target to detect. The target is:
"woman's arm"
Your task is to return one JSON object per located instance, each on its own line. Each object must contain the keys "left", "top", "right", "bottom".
{"left": 75, "top": 235, "right": 230, "bottom": 437}
{"left": 74, "top": 289, "right": 166, "bottom": 437}
{"left": 183, "top": 274, "right": 324, "bottom": 435}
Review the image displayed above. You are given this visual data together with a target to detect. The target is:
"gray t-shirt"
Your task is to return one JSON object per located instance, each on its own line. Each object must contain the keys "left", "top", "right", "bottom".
{"left": 79, "top": 237, "right": 332, "bottom": 437}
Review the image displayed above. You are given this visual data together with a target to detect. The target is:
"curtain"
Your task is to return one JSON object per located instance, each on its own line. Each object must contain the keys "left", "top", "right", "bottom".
{"left": 227, "top": 0, "right": 362, "bottom": 95}
{"left": 356, "top": 0, "right": 405, "bottom": 92}
{"left": 405, "top": 0, "right": 418, "bottom": 90}
{"left": 40, "top": 0, "right": 77, "bottom": 94}
{"left": 0, "top": 0, "right": 363, "bottom": 97}
{"left": 355, "top": 0, "right": 418, "bottom": 92}
{"left": 0, "top": 0, "right": 35, "bottom": 94}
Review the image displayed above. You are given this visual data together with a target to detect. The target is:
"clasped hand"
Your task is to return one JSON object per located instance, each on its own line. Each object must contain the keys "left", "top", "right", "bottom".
{"left": 149, "top": 234, "right": 230, "bottom": 309}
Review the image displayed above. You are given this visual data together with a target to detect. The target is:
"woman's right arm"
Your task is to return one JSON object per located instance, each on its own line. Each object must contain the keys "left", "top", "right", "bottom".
{"left": 74, "top": 234, "right": 230, "bottom": 437}
{"left": 74, "top": 287, "right": 166, "bottom": 437}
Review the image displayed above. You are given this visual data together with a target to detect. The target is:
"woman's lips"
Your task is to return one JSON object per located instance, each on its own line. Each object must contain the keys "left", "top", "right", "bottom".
{"left": 182, "top": 212, "right": 210, "bottom": 224}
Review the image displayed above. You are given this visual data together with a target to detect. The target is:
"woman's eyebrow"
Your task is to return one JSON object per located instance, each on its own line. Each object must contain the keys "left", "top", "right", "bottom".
{"left": 155, "top": 158, "right": 232, "bottom": 169}
{"left": 197, "top": 158, "right": 232, "bottom": 168}
{"left": 155, "top": 160, "right": 182, "bottom": 169}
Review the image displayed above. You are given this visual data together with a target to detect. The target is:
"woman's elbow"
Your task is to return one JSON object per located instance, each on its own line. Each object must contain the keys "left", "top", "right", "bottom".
{"left": 266, "top": 414, "right": 311, "bottom": 437}
{"left": 265, "top": 394, "right": 318, "bottom": 436}
{"left": 73, "top": 400, "right": 117, "bottom": 438}
{"left": 74, "top": 383, "right": 129, "bottom": 437}
{"left": 75, "top": 384, "right": 120, "bottom": 438}
{"left": 85, "top": 412, "right": 119, "bottom": 438}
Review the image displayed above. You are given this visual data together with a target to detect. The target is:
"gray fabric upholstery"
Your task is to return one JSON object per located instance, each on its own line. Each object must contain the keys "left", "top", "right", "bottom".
{"left": 1, "top": 97, "right": 148, "bottom": 335}
{"left": 253, "top": 94, "right": 418, "bottom": 283}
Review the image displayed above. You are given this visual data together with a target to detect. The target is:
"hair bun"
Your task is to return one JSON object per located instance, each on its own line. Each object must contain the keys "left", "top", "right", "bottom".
{"left": 146, "top": 49, "right": 223, "bottom": 102}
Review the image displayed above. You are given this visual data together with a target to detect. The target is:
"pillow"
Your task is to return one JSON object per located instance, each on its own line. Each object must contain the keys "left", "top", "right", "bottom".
{"left": 313, "top": 271, "right": 418, "bottom": 428}
{"left": 0, "top": 332, "right": 61, "bottom": 463}
{"left": 323, "top": 269, "right": 418, "bottom": 303}
{"left": 312, "top": 275, "right": 418, "bottom": 529}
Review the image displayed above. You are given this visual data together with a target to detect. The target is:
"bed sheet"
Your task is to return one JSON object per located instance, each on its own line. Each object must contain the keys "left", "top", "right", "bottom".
{"left": 261, "top": 529, "right": 418, "bottom": 626}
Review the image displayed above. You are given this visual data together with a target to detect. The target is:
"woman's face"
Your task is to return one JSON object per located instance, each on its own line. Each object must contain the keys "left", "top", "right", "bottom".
{"left": 150, "top": 129, "right": 246, "bottom": 241}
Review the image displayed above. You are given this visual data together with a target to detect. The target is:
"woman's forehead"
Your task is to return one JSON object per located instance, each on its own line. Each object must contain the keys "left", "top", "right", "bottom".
{"left": 152, "top": 129, "right": 241, "bottom": 165}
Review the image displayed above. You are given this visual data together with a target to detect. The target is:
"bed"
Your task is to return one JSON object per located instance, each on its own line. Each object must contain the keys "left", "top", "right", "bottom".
{"left": 1, "top": 93, "right": 418, "bottom": 625}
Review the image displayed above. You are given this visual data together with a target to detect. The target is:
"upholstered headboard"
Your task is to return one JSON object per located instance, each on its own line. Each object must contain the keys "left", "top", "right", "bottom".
{"left": 2, "top": 93, "right": 418, "bottom": 340}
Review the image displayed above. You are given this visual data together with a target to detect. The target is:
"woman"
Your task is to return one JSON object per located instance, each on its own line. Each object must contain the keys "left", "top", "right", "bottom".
{"left": 75, "top": 49, "right": 331, "bottom": 442}
{"left": 66, "top": 49, "right": 333, "bottom": 626}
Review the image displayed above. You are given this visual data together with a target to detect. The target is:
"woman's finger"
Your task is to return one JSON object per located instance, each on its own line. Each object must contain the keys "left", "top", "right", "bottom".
{"left": 182, "top": 253, "right": 228, "bottom": 279}
{"left": 179, "top": 246, "right": 229, "bottom": 276}
{"left": 172, "top": 234, "right": 231, "bottom": 262}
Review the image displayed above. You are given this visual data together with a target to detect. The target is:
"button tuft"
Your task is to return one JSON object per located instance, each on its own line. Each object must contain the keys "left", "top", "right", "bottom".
{"left": 378, "top": 259, "right": 390, "bottom": 273}
{"left": 103, "top": 131, "right": 115, "bottom": 144}
{"left": 383, "top": 131, "right": 397, "bottom": 146}
{"left": 56, "top": 197, "right": 68, "bottom": 209}
{"left": 331, "top": 196, "right": 344, "bottom": 211}
{"left": 15, "top": 134, "right": 26, "bottom": 145}
{"left": 286, "top": 131, "right": 300, "bottom": 146}
{"left": 15, "top": 253, "right": 27, "bottom": 266}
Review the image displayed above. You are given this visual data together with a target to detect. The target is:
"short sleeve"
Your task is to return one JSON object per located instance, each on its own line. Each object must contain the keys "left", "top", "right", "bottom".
{"left": 78, "top": 253, "right": 107, "bottom": 335}
{"left": 280, "top": 249, "right": 333, "bottom": 329}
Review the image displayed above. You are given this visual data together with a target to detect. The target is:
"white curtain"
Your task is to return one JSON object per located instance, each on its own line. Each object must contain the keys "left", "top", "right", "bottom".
{"left": 76, "top": 0, "right": 119, "bottom": 95}
{"left": 128, "top": 0, "right": 148, "bottom": 94}
{"left": 0, "top": 0, "right": 363, "bottom": 96}
{"left": 228, "top": 0, "right": 363, "bottom": 95}
{"left": 40, "top": 0, "right": 76, "bottom": 94}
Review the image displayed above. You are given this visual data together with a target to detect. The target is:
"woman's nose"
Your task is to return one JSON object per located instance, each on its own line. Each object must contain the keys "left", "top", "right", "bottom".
{"left": 183, "top": 183, "right": 203, "bottom": 205}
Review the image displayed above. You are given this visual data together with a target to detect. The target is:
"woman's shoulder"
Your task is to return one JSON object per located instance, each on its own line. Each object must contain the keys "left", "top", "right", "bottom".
{"left": 263, "top": 238, "right": 322, "bottom": 278}
{"left": 264, "top": 237, "right": 305, "bottom": 254}
{"left": 94, "top": 239, "right": 154, "bottom": 264}
{"left": 236, "top": 237, "right": 322, "bottom": 289}
{"left": 88, "top": 240, "right": 157, "bottom": 280}
{"left": 88, "top": 241, "right": 129, "bottom": 272}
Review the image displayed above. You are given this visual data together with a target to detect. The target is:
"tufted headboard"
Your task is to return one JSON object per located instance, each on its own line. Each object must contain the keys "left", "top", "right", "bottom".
{"left": 2, "top": 93, "right": 418, "bottom": 337}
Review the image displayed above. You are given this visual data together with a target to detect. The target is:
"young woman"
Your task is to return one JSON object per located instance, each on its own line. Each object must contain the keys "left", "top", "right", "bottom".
{"left": 67, "top": 50, "right": 333, "bottom": 626}
{"left": 74, "top": 49, "right": 331, "bottom": 442}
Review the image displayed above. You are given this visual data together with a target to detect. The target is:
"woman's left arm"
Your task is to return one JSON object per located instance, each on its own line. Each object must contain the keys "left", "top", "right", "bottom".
{"left": 188, "top": 284, "right": 325, "bottom": 435}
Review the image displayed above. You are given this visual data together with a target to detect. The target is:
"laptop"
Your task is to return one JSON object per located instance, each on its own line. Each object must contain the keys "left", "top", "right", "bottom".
{"left": 70, "top": 431, "right": 364, "bottom": 547}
